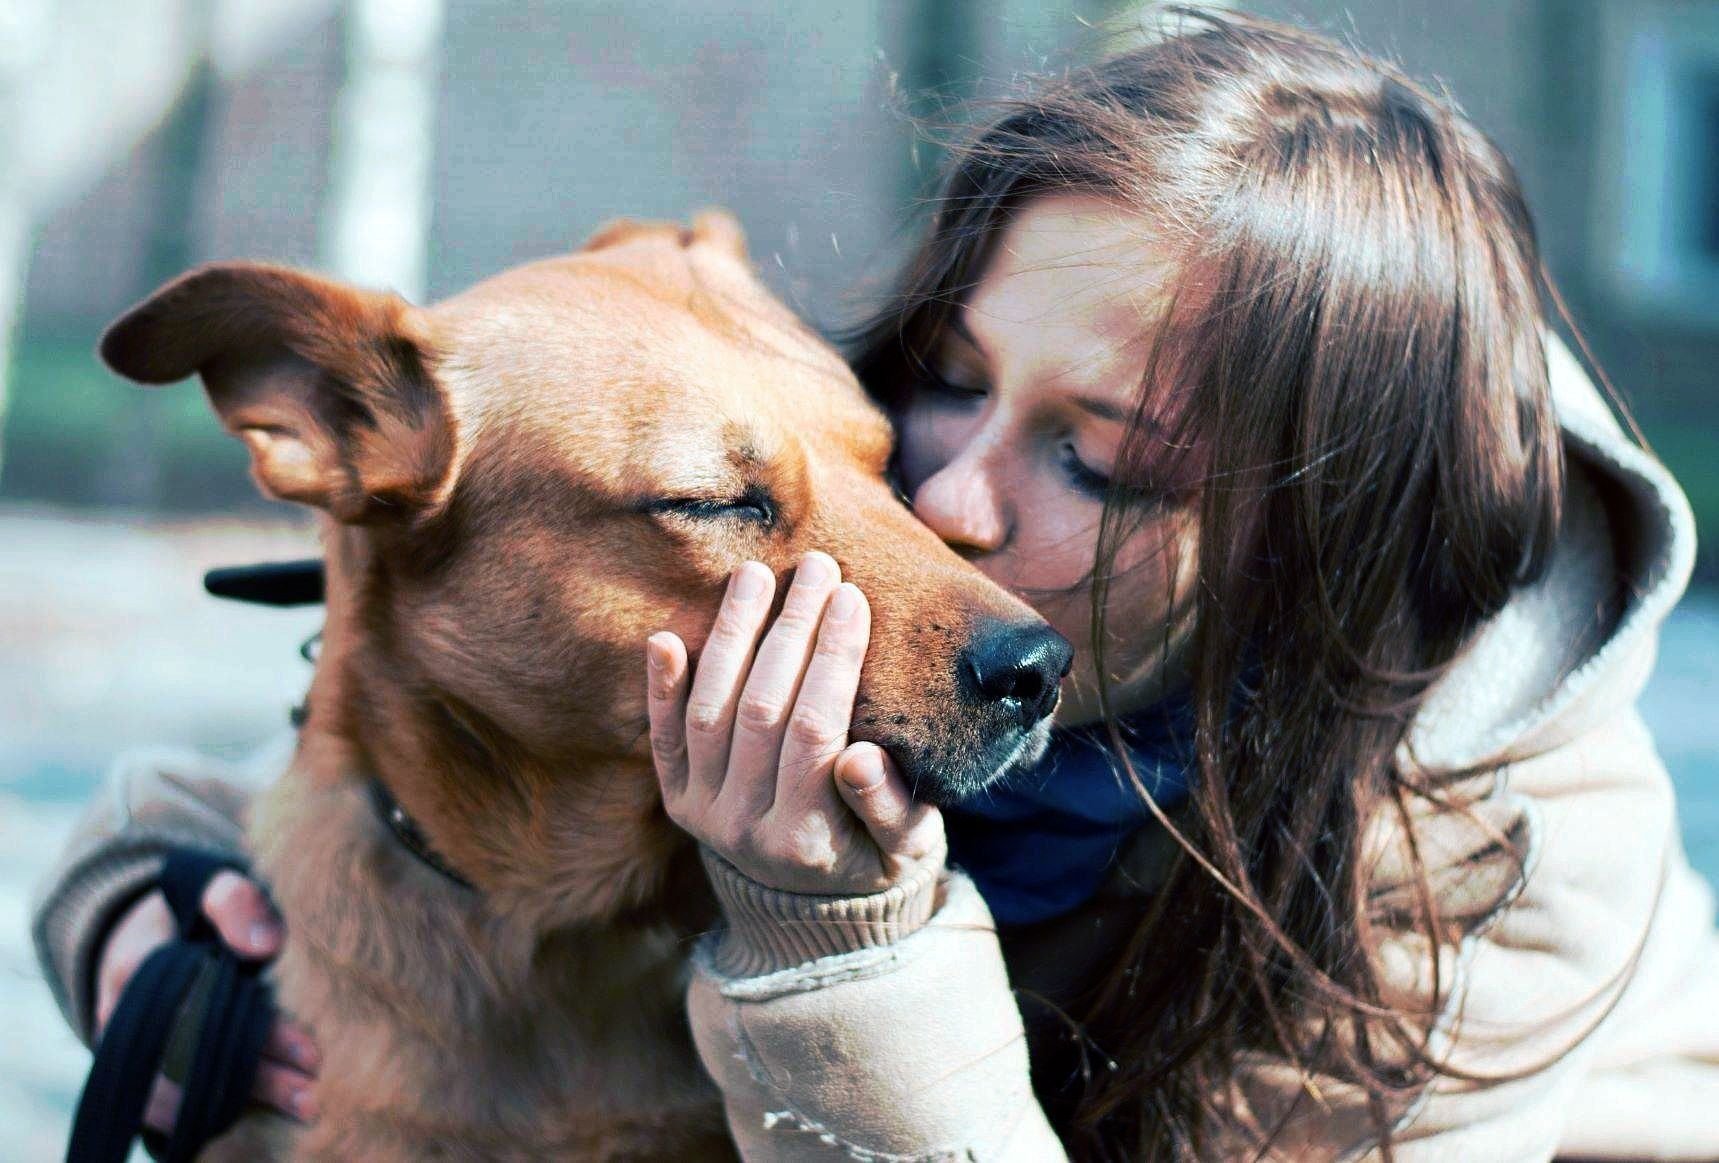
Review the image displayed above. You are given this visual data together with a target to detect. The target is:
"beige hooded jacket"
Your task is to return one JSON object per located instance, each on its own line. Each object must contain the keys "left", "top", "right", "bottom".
{"left": 32, "top": 340, "right": 1719, "bottom": 1160}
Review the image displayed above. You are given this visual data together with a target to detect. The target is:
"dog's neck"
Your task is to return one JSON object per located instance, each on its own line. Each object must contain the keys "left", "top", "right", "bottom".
{"left": 243, "top": 525, "right": 722, "bottom": 1150}
{"left": 250, "top": 731, "right": 722, "bottom": 1154}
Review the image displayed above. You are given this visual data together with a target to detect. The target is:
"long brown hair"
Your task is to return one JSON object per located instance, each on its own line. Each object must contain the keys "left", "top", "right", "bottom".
{"left": 849, "top": 9, "right": 1564, "bottom": 1158}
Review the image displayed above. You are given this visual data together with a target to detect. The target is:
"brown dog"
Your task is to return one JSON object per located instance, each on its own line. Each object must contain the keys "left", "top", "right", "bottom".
{"left": 99, "top": 212, "right": 1071, "bottom": 1159}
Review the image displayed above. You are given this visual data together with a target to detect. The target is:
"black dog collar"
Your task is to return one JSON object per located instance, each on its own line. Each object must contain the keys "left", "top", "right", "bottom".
{"left": 201, "top": 560, "right": 473, "bottom": 893}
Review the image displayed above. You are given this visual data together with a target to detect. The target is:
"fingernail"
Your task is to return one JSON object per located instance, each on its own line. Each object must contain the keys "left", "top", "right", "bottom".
{"left": 827, "top": 584, "right": 862, "bottom": 623}
{"left": 249, "top": 921, "right": 280, "bottom": 951}
{"left": 645, "top": 635, "right": 668, "bottom": 669}
{"left": 734, "top": 562, "right": 769, "bottom": 601}
{"left": 796, "top": 551, "right": 834, "bottom": 588}
{"left": 842, "top": 745, "right": 884, "bottom": 790}
{"left": 289, "top": 1029, "right": 321, "bottom": 1070}
{"left": 292, "top": 1086, "right": 319, "bottom": 1121}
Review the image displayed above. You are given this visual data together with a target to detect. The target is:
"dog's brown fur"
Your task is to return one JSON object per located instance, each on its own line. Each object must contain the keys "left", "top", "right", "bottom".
{"left": 101, "top": 213, "right": 1059, "bottom": 1159}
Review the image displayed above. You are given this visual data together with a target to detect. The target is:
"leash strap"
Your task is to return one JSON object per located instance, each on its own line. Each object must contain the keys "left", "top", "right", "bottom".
{"left": 65, "top": 849, "right": 277, "bottom": 1163}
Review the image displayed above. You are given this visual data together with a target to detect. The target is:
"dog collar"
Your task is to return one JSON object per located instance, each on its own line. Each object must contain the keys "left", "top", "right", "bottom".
{"left": 365, "top": 779, "right": 476, "bottom": 891}
{"left": 201, "top": 560, "right": 473, "bottom": 892}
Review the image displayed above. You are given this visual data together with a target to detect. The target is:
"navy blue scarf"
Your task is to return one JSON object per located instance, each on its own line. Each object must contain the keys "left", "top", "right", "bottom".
{"left": 943, "top": 696, "right": 1196, "bottom": 925}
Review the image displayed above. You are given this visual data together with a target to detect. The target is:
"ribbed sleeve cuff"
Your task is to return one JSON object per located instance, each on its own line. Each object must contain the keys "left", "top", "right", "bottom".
{"left": 34, "top": 843, "right": 177, "bottom": 1045}
{"left": 700, "top": 847, "right": 946, "bottom": 978}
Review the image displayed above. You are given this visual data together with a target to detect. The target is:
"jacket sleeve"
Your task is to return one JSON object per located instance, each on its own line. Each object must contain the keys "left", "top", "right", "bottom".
{"left": 29, "top": 734, "right": 290, "bottom": 1045}
{"left": 686, "top": 849, "right": 1068, "bottom": 1161}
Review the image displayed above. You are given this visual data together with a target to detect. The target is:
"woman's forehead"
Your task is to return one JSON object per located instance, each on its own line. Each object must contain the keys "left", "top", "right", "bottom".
{"left": 961, "top": 195, "right": 1177, "bottom": 395}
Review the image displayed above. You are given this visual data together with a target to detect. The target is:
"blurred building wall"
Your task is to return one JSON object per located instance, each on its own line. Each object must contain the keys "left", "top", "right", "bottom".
{"left": 11, "top": 0, "right": 1719, "bottom": 574}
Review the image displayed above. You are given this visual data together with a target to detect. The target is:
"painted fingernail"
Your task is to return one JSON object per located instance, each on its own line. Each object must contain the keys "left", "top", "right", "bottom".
{"left": 797, "top": 551, "right": 835, "bottom": 588}
{"left": 734, "top": 562, "right": 769, "bottom": 601}
{"left": 827, "top": 584, "right": 862, "bottom": 623}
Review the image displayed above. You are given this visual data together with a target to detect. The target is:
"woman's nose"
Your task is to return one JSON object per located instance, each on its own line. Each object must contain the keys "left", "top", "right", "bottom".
{"left": 911, "top": 452, "right": 1009, "bottom": 554}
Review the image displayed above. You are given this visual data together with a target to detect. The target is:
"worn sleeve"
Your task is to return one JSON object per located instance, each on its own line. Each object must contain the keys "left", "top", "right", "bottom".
{"left": 29, "top": 734, "right": 291, "bottom": 1044}
{"left": 687, "top": 850, "right": 1067, "bottom": 1160}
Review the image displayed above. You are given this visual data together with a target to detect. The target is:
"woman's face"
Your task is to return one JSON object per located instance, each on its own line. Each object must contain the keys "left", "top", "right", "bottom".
{"left": 892, "top": 195, "right": 1201, "bottom": 727}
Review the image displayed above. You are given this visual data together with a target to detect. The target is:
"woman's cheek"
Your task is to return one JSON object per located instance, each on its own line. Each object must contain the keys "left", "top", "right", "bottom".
{"left": 1053, "top": 513, "right": 1200, "bottom": 720}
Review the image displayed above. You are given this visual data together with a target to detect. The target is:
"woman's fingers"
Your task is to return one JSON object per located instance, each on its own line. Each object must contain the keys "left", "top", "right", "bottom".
{"left": 106, "top": 874, "right": 316, "bottom": 1137}
{"left": 95, "top": 890, "right": 174, "bottom": 1033}
{"left": 141, "top": 1062, "right": 318, "bottom": 1134}
{"left": 98, "top": 873, "right": 281, "bottom": 1033}
{"left": 834, "top": 742, "right": 944, "bottom": 870}
{"left": 253, "top": 1058, "right": 319, "bottom": 1122}
{"left": 263, "top": 1018, "right": 322, "bottom": 1076}
{"left": 201, "top": 870, "right": 282, "bottom": 959}
{"left": 769, "top": 582, "right": 870, "bottom": 818}
{"left": 722, "top": 552, "right": 843, "bottom": 817}
{"left": 138, "top": 1029, "right": 319, "bottom": 1136}
{"left": 679, "top": 561, "right": 776, "bottom": 799}
{"left": 142, "top": 1076, "right": 181, "bottom": 1135}
{"left": 650, "top": 556, "right": 941, "bottom": 896}
{"left": 645, "top": 631, "right": 691, "bottom": 800}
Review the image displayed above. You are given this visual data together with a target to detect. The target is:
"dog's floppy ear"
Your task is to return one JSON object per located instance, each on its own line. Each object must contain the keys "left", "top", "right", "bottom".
{"left": 101, "top": 262, "right": 454, "bottom": 523}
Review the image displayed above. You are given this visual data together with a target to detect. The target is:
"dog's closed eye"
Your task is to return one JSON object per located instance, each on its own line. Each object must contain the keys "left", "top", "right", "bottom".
{"left": 644, "top": 485, "right": 777, "bottom": 529}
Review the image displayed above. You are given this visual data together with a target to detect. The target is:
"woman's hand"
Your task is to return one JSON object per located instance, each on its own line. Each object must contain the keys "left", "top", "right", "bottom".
{"left": 648, "top": 551, "right": 945, "bottom": 896}
{"left": 95, "top": 871, "right": 320, "bottom": 1128}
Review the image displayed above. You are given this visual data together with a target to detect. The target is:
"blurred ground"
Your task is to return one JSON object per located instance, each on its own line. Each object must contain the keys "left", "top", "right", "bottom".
{"left": 2, "top": 502, "right": 1716, "bottom": 1157}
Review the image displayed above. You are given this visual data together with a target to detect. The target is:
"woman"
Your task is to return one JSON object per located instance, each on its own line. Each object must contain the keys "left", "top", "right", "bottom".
{"left": 36, "top": 10, "right": 1718, "bottom": 1159}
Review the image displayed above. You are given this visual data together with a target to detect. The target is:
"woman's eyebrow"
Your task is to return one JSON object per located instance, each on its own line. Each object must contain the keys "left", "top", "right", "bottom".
{"left": 1075, "top": 394, "right": 1174, "bottom": 445}
{"left": 1070, "top": 395, "right": 1127, "bottom": 422}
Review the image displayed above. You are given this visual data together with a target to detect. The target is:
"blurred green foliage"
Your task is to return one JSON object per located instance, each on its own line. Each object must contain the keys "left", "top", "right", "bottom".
{"left": 1639, "top": 421, "right": 1719, "bottom": 579}
{"left": 2, "top": 331, "right": 260, "bottom": 510}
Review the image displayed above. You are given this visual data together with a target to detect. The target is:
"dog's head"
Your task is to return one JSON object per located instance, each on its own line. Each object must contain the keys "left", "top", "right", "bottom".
{"left": 101, "top": 213, "right": 1070, "bottom": 924}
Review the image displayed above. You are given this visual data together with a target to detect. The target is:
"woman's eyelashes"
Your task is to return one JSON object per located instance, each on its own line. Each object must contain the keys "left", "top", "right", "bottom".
{"left": 910, "top": 353, "right": 1170, "bottom": 509}
{"left": 913, "top": 367, "right": 1129, "bottom": 504}
{"left": 1058, "top": 441, "right": 1113, "bottom": 499}
{"left": 1060, "top": 440, "right": 1176, "bottom": 510}
{"left": 920, "top": 363, "right": 986, "bottom": 402}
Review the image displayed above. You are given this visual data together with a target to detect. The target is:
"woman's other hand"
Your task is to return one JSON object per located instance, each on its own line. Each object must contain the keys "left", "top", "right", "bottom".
{"left": 648, "top": 552, "right": 945, "bottom": 895}
{"left": 95, "top": 871, "right": 320, "bottom": 1128}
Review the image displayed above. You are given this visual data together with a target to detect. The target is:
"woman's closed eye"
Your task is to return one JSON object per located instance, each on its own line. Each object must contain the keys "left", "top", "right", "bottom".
{"left": 920, "top": 366, "right": 987, "bottom": 403}
{"left": 1059, "top": 442, "right": 1175, "bottom": 510}
{"left": 1058, "top": 441, "right": 1113, "bottom": 500}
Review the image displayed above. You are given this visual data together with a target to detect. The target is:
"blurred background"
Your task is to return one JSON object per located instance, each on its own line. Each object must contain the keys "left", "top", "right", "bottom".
{"left": 3, "top": 0, "right": 1717, "bottom": 1154}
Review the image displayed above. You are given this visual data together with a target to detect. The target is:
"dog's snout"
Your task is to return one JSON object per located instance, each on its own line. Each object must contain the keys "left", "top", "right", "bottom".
{"left": 959, "top": 618, "right": 1074, "bottom": 728}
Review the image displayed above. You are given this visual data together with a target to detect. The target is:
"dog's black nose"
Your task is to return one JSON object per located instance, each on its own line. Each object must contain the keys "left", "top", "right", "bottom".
{"left": 959, "top": 619, "right": 1074, "bottom": 727}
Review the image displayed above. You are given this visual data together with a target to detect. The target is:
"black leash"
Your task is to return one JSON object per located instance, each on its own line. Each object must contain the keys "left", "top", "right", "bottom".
{"left": 65, "top": 849, "right": 276, "bottom": 1163}
{"left": 66, "top": 556, "right": 471, "bottom": 1161}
